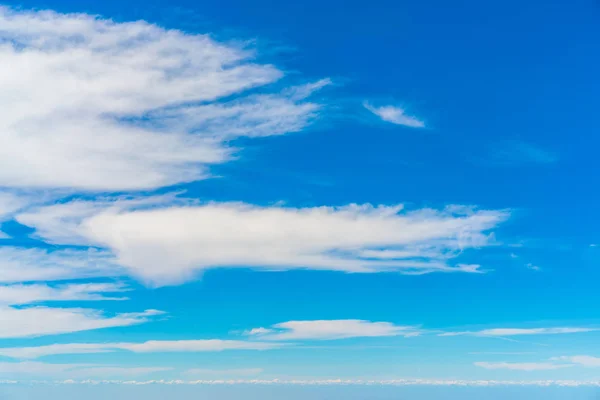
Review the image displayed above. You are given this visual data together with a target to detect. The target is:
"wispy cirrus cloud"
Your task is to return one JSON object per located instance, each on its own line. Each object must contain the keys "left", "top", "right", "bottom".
{"left": 551, "top": 355, "right": 600, "bottom": 367}
{"left": 0, "top": 191, "right": 37, "bottom": 238}
{"left": 0, "top": 192, "right": 29, "bottom": 222}
{"left": 0, "top": 282, "right": 129, "bottom": 305}
{"left": 0, "top": 247, "right": 120, "bottom": 284}
{"left": 183, "top": 368, "right": 264, "bottom": 377}
{"left": 0, "top": 340, "right": 283, "bottom": 359}
{"left": 487, "top": 140, "right": 558, "bottom": 166}
{"left": 364, "top": 102, "right": 425, "bottom": 128}
{"left": 474, "top": 361, "right": 572, "bottom": 371}
{"left": 440, "top": 327, "right": 597, "bottom": 337}
{"left": 11, "top": 378, "right": 600, "bottom": 386}
{"left": 0, "top": 319, "right": 419, "bottom": 359}
{"left": 476, "top": 355, "right": 600, "bottom": 371}
{"left": 0, "top": 361, "right": 171, "bottom": 379}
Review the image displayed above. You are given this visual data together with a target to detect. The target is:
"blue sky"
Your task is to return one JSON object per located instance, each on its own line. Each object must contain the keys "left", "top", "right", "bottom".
{"left": 0, "top": 0, "right": 600, "bottom": 398}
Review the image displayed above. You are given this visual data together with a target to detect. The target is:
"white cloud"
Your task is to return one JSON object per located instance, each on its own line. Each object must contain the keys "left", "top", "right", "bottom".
{"left": 0, "top": 192, "right": 29, "bottom": 221}
{"left": 0, "top": 340, "right": 282, "bottom": 359}
{"left": 0, "top": 361, "right": 170, "bottom": 379}
{"left": 17, "top": 199, "right": 508, "bottom": 285}
{"left": 364, "top": 102, "right": 424, "bottom": 128}
{"left": 0, "top": 307, "right": 161, "bottom": 338}
{"left": 0, "top": 6, "right": 328, "bottom": 191}
{"left": 552, "top": 356, "right": 600, "bottom": 368}
{"left": 247, "top": 319, "right": 421, "bottom": 341}
{"left": 0, "top": 191, "right": 36, "bottom": 237}
{"left": 475, "top": 356, "right": 600, "bottom": 372}
{"left": 118, "top": 340, "right": 283, "bottom": 353}
{"left": 16, "top": 378, "right": 600, "bottom": 386}
{"left": 526, "top": 263, "right": 541, "bottom": 271}
{"left": 490, "top": 141, "right": 558, "bottom": 165}
{"left": 468, "top": 352, "right": 536, "bottom": 355}
{"left": 0, "top": 343, "right": 119, "bottom": 359}
{"left": 0, "top": 247, "right": 120, "bottom": 283}
{"left": 184, "top": 368, "right": 263, "bottom": 377}
{"left": 245, "top": 327, "right": 274, "bottom": 336}
{"left": 474, "top": 362, "right": 572, "bottom": 371}
{"left": 440, "top": 327, "right": 597, "bottom": 337}
{"left": 0, "top": 282, "right": 128, "bottom": 305}
{"left": 15, "top": 193, "right": 190, "bottom": 246}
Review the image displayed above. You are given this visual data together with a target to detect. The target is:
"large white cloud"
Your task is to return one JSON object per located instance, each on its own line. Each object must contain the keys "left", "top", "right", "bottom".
{"left": 0, "top": 6, "right": 327, "bottom": 191}
{"left": 16, "top": 199, "right": 508, "bottom": 285}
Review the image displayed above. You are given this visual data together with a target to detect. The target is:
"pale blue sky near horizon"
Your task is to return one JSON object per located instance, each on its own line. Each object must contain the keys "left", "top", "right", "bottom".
{"left": 2, "top": 385, "right": 600, "bottom": 400}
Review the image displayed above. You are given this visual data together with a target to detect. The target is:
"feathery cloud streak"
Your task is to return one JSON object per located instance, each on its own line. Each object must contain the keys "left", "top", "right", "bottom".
{"left": 246, "top": 319, "right": 421, "bottom": 340}
{"left": 364, "top": 102, "right": 425, "bottom": 128}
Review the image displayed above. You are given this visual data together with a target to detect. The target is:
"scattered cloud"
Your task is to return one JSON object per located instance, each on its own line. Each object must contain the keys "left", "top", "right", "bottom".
{"left": 0, "top": 361, "right": 170, "bottom": 379}
{"left": 17, "top": 199, "right": 508, "bottom": 285}
{"left": 0, "top": 191, "right": 36, "bottom": 237}
{"left": 0, "top": 192, "right": 25, "bottom": 216}
{"left": 116, "top": 340, "right": 283, "bottom": 353}
{"left": 468, "top": 352, "right": 536, "bottom": 355}
{"left": 0, "top": 340, "right": 283, "bottom": 359}
{"left": 526, "top": 263, "right": 541, "bottom": 271}
{"left": 488, "top": 141, "right": 558, "bottom": 166}
{"left": 474, "top": 362, "right": 572, "bottom": 371}
{"left": 508, "top": 253, "right": 541, "bottom": 271}
{"left": 440, "top": 327, "right": 597, "bottom": 337}
{"left": 246, "top": 320, "right": 421, "bottom": 341}
{"left": 0, "top": 307, "right": 162, "bottom": 338}
{"left": 0, "top": 6, "right": 328, "bottom": 191}
{"left": 0, "top": 7, "right": 575, "bottom": 385}
{"left": 184, "top": 368, "right": 263, "bottom": 377}
{"left": 0, "top": 192, "right": 31, "bottom": 222}
{"left": 476, "top": 355, "right": 600, "bottom": 371}
{"left": 364, "top": 102, "right": 425, "bottom": 128}
{"left": 5, "top": 378, "right": 600, "bottom": 386}
{"left": 0, "top": 247, "right": 120, "bottom": 284}
{"left": 551, "top": 356, "right": 600, "bottom": 368}
{"left": 0, "top": 282, "right": 129, "bottom": 305}
{"left": 245, "top": 327, "right": 274, "bottom": 336}
{"left": 0, "top": 344, "right": 121, "bottom": 359}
